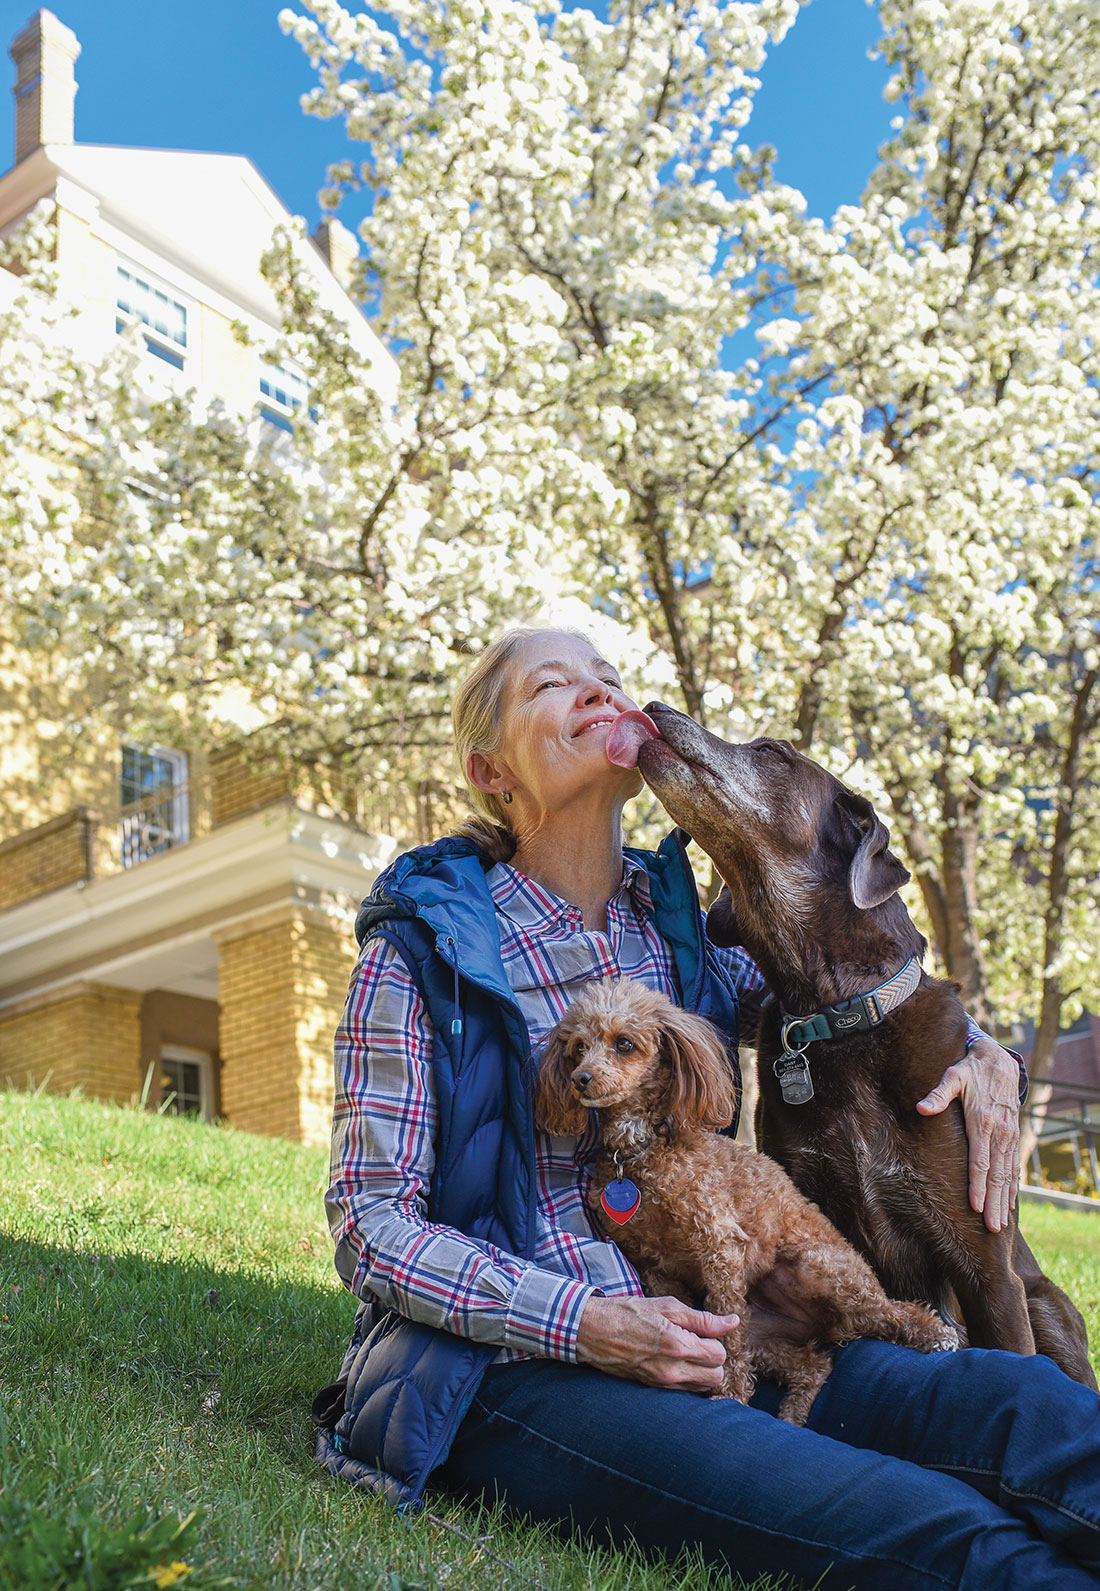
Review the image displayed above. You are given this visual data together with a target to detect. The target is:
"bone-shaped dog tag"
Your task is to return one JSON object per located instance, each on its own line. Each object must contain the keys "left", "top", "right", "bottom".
{"left": 774, "top": 1051, "right": 814, "bottom": 1106}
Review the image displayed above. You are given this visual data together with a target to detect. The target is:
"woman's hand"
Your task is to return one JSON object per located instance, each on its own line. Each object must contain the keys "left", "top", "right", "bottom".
{"left": 916, "top": 1037, "right": 1022, "bottom": 1233}
{"left": 576, "top": 1294, "right": 737, "bottom": 1392}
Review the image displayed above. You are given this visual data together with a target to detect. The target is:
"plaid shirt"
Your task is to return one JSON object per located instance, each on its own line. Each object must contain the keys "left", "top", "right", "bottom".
{"left": 327, "top": 856, "right": 991, "bottom": 1367}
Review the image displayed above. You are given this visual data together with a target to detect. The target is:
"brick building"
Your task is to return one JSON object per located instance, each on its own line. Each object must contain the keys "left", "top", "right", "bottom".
{"left": 0, "top": 11, "right": 400, "bottom": 1144}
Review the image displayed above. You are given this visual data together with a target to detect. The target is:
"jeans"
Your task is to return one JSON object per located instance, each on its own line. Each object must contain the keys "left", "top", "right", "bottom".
{"left": 433, "top": 1341, "right": 1100, "bottom": 1589}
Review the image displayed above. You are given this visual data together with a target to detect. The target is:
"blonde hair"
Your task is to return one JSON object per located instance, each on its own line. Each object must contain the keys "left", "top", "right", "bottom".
{"left": 451, "top": 626, "right": 594, "bottom": 863}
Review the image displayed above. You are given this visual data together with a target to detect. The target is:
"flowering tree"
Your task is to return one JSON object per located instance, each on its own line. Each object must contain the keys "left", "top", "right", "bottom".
{"left": 742, "top": 0, "right": 1100, "bottom": 1086}
{"left": 3, "top": 0, "right": 1099, "bottom": 1088}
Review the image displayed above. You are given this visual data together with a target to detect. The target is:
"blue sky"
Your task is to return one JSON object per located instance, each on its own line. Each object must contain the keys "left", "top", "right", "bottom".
{"left": 1, "top": 0, "right": 892, "bottom": 232}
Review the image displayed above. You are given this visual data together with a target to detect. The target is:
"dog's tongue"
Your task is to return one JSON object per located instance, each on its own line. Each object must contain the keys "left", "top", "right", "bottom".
{"left": 606, "top": 710, "right": 661, "bottom": 769}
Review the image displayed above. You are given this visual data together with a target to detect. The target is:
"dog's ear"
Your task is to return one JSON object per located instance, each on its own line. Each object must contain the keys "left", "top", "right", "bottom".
{"left": 836, "top": 789, "right": 910, "bottom": 910}
{"left": 534, "top": 1028, "right": 589, "bottom": 1138}
{"left": 705, "top": 886, "right": 743, "bottom": 948}
{"left": 658, "top": 1007, "right": 738, "bottom": 1132}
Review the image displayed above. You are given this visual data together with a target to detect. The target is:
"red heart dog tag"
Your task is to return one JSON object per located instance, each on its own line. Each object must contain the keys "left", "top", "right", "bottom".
{"left": 600, "top": 1177, "right": 641, "bottom": 1225}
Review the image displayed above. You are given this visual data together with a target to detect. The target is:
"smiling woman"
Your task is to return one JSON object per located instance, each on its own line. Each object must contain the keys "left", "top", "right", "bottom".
{"left": 458, "top": 631, "right": 645, "bottom": 933}
{"left": 312, "top": 626, "right": 1100, "bottom": 1590}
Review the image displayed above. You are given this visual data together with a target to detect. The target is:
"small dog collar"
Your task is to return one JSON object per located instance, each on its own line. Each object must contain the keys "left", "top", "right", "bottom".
{"left": 774, "top": 956, "right": 923, "bottom": 1107}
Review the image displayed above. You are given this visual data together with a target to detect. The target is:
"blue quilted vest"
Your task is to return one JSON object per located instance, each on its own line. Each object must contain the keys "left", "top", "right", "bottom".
{"left": 311, "top": 830, "right": 741, "bottom": 1511}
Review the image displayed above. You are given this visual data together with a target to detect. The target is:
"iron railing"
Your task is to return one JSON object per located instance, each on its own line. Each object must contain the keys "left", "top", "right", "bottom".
{"left": 118, "top": 780, "right": 195, "bottom": 868}
{"left": 1021, "top": 1078, "right": 1100, "bottom": 1200}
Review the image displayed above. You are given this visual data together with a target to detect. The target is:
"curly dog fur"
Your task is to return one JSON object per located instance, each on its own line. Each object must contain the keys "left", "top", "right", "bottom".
{"left": 536, "top": 977, "right": 957, "bottom": 1423}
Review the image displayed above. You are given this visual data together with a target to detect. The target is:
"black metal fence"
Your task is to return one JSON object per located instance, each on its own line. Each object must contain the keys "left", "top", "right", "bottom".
{"left": 1021, "top": 1078, "right": 1100, "bottom": 1200}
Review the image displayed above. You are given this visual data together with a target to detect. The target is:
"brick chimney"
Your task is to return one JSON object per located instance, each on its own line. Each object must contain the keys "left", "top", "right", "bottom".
{"left": 10, "top": 9, "right": 80, "bottom": 165}
{"left": 311, "top": 217, "right": 359, "bottom": 291}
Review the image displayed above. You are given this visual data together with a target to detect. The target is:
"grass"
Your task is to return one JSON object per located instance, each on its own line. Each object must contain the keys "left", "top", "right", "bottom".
{"left": 0, "top": 1086, "right": 798, "bottom": 1591}
{"left": 2, "top": 1086, "right": 1098, "bottom": 1591}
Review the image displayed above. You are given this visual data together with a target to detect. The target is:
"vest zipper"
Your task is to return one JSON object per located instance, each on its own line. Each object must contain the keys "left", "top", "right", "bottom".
{"left": 443, "top": 934, "right": 463, "bottom": 1037}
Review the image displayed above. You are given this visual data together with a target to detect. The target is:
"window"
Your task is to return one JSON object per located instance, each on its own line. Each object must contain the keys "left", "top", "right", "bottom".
{"left": 119, "top": 744, "right": 189, "bottom": 867}
{"left": 258, "top": 357, "right": 308, "bottom": 433}
{"left": 160, "top": 1047, "right": 213, "bottom": 1118}
{"left": 116, "top": 265, "right": 188, "bottom": 368}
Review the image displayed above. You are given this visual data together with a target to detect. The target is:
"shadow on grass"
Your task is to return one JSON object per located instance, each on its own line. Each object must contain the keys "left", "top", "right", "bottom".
{"left": 0, "top": 1230, "right": 349, "bottom": 1458}
{"left": 0, "top": 1232, "right": 799, "bottom": 1590}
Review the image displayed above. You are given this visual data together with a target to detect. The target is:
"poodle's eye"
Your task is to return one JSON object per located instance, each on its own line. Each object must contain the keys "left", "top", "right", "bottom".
{"left": 572, "top": 1042, "right": 587, "bottom": 1059}
{"left": 614, "top": 1036, "right": 635, "bottom": 1055}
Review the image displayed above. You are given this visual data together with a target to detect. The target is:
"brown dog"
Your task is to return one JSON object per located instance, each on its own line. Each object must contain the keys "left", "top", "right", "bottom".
{"left": 628, "top": 702, "right": 1096, "bottom": 1390}
{"left": 536, "top": 977, "right": 958, "bottom": 1423}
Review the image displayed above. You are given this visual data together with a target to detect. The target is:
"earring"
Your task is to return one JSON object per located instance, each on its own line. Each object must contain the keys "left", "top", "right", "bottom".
{"left": 501, "top": 790, "right": 513, "bottom": 805}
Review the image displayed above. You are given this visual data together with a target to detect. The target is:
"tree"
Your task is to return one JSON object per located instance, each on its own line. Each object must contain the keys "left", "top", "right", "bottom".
{"left": 742, "top": 0, "right": 1100, "bottom": 1083}
{"left": 4, "top": 0, "right": 1099, "bottom": 1089}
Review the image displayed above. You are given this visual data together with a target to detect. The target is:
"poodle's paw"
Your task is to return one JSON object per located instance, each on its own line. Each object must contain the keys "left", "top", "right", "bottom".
{"left": 929, "top": 1322, "right": 960, "bottom": 1352}
{"left": 889, "top": 1302, "right": 960, "bottom": 1354}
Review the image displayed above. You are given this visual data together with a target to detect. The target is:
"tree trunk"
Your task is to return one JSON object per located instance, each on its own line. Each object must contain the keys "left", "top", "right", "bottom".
{"left": 1018, "top": 665, "right": 1098, "bottom": 1173}
{"left": 938, "top": 793, "right": 993, "bottom": 1030}
{"left": 635, "top": 487, "right": 707, "bottom": 722}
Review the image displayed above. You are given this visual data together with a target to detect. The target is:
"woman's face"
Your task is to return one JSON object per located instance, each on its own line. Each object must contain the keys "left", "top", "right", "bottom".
{"left": 471, "top": 632, "right": 643, "bottom": 817}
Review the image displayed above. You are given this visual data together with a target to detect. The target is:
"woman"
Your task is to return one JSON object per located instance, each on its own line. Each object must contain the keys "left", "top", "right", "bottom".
{"left": 316, "top": 627, "right": 1100, "bottom": 1588}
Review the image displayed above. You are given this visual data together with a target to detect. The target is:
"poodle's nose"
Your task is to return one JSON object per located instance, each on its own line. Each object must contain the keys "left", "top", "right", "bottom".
{"left": 572, "top": 1070, "right": 593, "bottom": 1092}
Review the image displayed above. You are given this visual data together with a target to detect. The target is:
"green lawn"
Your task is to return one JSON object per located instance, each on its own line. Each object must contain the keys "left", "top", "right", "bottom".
{"left": 2, "top": 1085, "right": 1097, "bottom": 1591}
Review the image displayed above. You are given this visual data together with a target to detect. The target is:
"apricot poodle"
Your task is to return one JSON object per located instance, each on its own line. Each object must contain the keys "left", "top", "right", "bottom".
{"left": 536, "top": 977, "right": 957, "bottom": 1423}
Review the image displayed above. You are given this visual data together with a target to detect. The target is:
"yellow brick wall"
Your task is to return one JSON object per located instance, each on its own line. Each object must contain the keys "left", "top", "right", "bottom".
{"left": 217, "top": 919, "right": 306, "bottom": 1141}
{"left": 0, "top": 983, "right": 143, "bottom": 1101}
{"left": 0, "top": 642, "right": 119, "bottom": 845}
{"left": 210, "top": 749, "right": 293, "bottom": 827}
{"left": 295, "top": 916, "right": 358, "bottom": 1149}
{"left": 216, "top": 912, "right": 355, "bottom": 1146}
{"left": 0, "top": 808, "right": 93, "bottom": 908}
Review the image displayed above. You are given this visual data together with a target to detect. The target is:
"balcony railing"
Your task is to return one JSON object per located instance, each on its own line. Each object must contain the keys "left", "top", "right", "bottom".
{"left": 1021, "top": 1079, "right": 1100, "bottom": 1201}
{"left": 1, "top": 749, "right": 446, "bottom": 909}
{"left": 119, "top": 782, "right": 192, "bottom": 867}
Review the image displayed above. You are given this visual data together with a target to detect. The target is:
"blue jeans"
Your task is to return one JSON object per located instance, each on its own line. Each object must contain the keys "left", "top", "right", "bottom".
{"left": 433, "top": 1341, "right": 1100, "bottom": 1589}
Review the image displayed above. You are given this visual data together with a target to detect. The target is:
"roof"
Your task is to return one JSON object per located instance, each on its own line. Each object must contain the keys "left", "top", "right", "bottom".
{"left": 0, "top": 141, "right": 397, "bottom": 398}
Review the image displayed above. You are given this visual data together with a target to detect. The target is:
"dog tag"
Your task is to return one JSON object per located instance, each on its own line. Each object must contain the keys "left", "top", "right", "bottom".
{"left": 774, "top": 1050, "right": 814, "bottom": 1106}
{"left": 600, "top": 1177, "right": 641, "bottom": 1225}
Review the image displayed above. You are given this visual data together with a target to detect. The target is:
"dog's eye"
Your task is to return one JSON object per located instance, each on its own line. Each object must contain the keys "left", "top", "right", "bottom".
{"left": 614, "top": 1036, "right": 635, "bottom": 1054}
{"left": 756, "top": 739, "right": 793, "bottom": 762}
{"left": 572, "top": 1042, "right": 586, "bottom": 1059}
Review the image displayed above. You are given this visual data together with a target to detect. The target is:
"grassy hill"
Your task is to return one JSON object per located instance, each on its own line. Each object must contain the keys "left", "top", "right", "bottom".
{"left": 2, "top": 1086, "right": 1097, "bottom": 1590}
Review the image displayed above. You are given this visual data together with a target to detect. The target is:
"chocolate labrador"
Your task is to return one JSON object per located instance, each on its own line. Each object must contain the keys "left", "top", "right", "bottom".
{"left": 613, "top": 702, "right": 1095, "bottom": 1388}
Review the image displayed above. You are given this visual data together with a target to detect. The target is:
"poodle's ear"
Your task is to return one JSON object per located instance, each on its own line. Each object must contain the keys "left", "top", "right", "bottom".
{"left": 658, "top": 1007, "right": 738, "bottom": 1132}
{"left": 705, "top": 885, "right": 743, "bottom": 948}
{"left": 534, "top": 1027, "right": 589, "bottom": 1138}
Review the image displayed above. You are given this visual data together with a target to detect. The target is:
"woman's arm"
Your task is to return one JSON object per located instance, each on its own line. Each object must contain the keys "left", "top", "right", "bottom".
{"left": 327, "top": 936, "right": 595, "bottom": 1360}
{"left": 916, "top": 1038, "right": 1024, "bottom": 1233}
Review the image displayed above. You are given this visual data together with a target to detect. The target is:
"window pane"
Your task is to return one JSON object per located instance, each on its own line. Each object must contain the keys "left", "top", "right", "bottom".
{"left": 119, "top": 746, "right": 188, "bottom": 866}
{"left": 121, "top": 745, "right": 179, "bottom": 805}
{"left": 116, "top": 266, "right": 187, "bottom": 348}
{"left": 259, "top": 359, "right": 308, "bottom": 412}
{"left": 161, "top": 1058, "right": 203, "bottom": 1115}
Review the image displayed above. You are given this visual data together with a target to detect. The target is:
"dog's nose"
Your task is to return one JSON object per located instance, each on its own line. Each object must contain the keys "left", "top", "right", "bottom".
{"left": 572, "top": 1070, "right": 593, "bottom": 1092}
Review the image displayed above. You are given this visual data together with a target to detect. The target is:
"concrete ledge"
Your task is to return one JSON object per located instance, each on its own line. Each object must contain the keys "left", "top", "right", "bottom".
{"left": 1020, "top": 1185, "right": 1100, "bottom": 1214}
{"left": 0, "top": 803, "right": 397, "bottom": 1007}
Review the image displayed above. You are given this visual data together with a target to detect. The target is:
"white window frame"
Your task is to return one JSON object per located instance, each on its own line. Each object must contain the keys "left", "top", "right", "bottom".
{"left": 160, "top": 1045, "right": 214, "bottom": 1120}
{"left": 119, "top": 743, "right": 190, "bottom": 867}
{"left": 257, "top": 354, "right": 309, "bottom": 432}
{"left": 115, "top": 258, "right": 192, "bottom": 371}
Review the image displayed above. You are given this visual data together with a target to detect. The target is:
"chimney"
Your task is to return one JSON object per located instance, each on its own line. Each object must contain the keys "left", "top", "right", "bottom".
{"left": 312, "top": 217, "right": 359, "bottom": 291}
{"left": 10, "top": 9, "right": 80, "bottom": 165}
